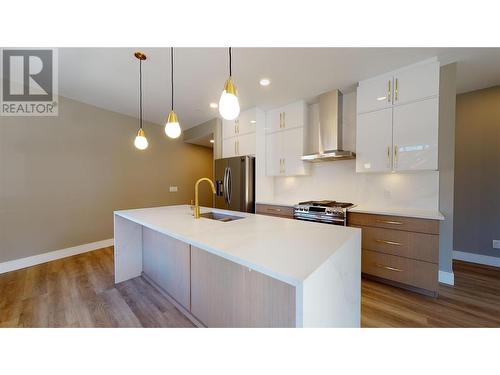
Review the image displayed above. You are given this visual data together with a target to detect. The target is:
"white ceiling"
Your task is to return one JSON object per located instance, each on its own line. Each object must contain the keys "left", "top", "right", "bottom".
{"left": 59, "top": 48, "right": 500, "bottom": 130}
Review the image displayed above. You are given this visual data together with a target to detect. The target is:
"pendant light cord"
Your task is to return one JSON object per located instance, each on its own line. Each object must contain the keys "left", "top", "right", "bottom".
{"left": 171, "top": 47, "right": 174, "bottom": 111}
{"left": 139, "top": 59, "right": 143, "bottom": 129}
{"left": 229, "top": 47, "right": 232, "bottom": 77}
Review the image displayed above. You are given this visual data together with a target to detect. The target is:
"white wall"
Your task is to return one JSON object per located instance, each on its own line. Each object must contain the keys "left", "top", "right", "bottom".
{"left": 266, "top": 92, "right": 440, "bottom": 210}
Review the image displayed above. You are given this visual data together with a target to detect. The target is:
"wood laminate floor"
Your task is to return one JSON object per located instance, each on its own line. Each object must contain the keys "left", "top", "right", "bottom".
{"left": 1, "top": 247, "right": 499, "bottom": 327}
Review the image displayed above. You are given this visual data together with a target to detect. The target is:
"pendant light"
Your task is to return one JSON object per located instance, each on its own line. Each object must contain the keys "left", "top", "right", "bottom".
{"left": 164, "top": 47, "right": 182, "bottom": 139}
{"left": 133, "top": 52, "right": 148, "bottom": 150}
{"left": 219, "top": 47, "right": 240, "bottom": 120}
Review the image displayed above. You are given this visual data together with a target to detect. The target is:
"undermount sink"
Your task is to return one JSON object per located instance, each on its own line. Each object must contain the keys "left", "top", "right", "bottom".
{"left": 199, "top": 212, "right": 244, "bottom": 222}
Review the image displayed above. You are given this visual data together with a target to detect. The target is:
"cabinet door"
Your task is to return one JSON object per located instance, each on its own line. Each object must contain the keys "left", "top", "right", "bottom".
{"left": 282, "top": 127, "right": 307, "bottom": 176}
{"left": 281, "top": 101, "right": 306, "bottom": 130}
{"left": 222, "top": 119, "right": 237, "bottom": 139}
{"left": 190, "top": 246, "right": 295, "bottom": 327}
{"left": 266, "top": 131, "right": 282, "bottom": 176}
{"left": 356, "top": 108, "right": 393, "bottom": 173}
{"left": 357, "top": 73, "right": 394, "bottom": 114}
{"left": 237, "top": 133, "right": 256, "bottom": 156}
{"left": 393, "top": 61, "right": 439, "bottom": 105}
{"left": 393, "top": 98, "right": 438, "bottom": 171}
{"left": 222, "top": 137, "right": 237, "bottom": 158}
{"left": 142, "top": 228, "right": 191, "bottom": 310}
{"left": 237, "top": 109, "right": 257, "bottom": 136}
{"left": 266, "top": 107, "right": 282, "bottom": 133}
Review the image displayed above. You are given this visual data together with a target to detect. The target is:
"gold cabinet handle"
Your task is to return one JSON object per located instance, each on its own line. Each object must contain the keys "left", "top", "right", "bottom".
{"left": 375, "top": 263, "right": 403, "bottom": 272}
{"left": 234, "top": 140, "right": 237, "bottom": 155}
{"left": 387, "top": 146, "right": 391, "bottom": 168}
{"left": 376, "top": 219, "right": 403, "bottom": 225}
{"left": 395, "top": 78, "right": 399, "bottom": 101}
{"left": 375, "top": 239, "right": 402, "bottom": 246}
{"left": 282, "top": 158, "right": 285, "bottom": 174}
{"left": 388, "top": 80, "right": 392, "bottom": 103}
{"left": 393, "top": 145, "right": 398, "bottom": 169}
{"left": 279, "top": 112, "right": 283, "bottom": 128}
{"left": 282, "top": 112, "right": 285, "bottom": 128}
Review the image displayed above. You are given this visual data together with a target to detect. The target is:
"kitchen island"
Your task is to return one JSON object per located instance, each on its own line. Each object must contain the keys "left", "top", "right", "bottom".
{"left": 114, "top": 205, "right": 361, "bottom": 327}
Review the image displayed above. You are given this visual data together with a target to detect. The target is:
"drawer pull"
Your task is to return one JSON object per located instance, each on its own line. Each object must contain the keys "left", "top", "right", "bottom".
{"left": 375, "top": 263, "right": 403, "bottom": 272}
{"left": 376, "top": 219, "right": 403, "bottom": 225}
{"left": 375, "top": 239, "right": 402, "bottom": 246}
{"left": 267, "top": 208, "right": 281, "bottom": 212}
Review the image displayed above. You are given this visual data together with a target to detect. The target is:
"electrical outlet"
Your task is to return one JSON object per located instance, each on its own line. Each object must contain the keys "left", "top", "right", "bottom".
{"left": 493, "top": 240, "right": 500, "bottom": 249}
{"left": 169, "top": 186, "right": 178, "bottom": 193}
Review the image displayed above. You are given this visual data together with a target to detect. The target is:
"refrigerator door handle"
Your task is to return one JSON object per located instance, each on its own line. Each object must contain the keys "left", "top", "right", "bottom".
{"left": 226, "top": 167, "right": 232, "bottom": 205}
{"left": 223, "top": 167, "right": 229, "bottom": 204}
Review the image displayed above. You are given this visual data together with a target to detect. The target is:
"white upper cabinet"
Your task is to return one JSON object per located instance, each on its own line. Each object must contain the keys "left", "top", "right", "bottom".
{"left": 222, "top": 107, "right": 259, "bottom": 158}
{"left": 357, "top": 73, "right": 394, "bottom": 114}
{"left": 393, "top": 61, "right": 439, "bottom": 105}
{"left": 266, "top": 101, "right": 306, "bottom": 133}
{"left": 357, "top": 60, "right": 440, "bottom": 114}
{"left": 266, "top": 131, "right": 282, "bottom": 176}
{"left": 222, "top": 137, "right": 237, "bottom": 158}
{"left": 237, "top": 132, "right": 256, "bottom": 157}
{"left": 265, "top": 101, "right": 308, "bottom": 176}
{"left": 282, "top": 127, "right": 307, "bottom": 176}
{"left": 356, "top": 59, "right": 440, "bottom": 173}
{"left": 392, "top": 98, "right": 438, "bottom": 171}
{"left": 356, "top": 108, "right": 393, "bottom": 173}
{"left": 222, "top": 118, "right": 238, "bottom": 139}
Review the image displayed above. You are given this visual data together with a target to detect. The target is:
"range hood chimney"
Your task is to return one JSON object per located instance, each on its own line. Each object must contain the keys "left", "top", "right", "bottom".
{"left": 302, "top": 89, "right": 355, "bottom": 162}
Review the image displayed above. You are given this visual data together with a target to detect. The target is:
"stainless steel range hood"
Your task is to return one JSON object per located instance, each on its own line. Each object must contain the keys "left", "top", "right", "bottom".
{"left": 302, "top": 90, "right": 355, "bottom": 162}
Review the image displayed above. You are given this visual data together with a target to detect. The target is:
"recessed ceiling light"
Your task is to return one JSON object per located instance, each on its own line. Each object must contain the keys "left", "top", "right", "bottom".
{"left": 259, "top": 78, "right": 271, "bottom": 86}
{"left": 210, "top": 139, "right": 214, "bottom": 143}
{"left": 209, "top": 102, "right": 218, "bottom": 109}
{"left": 250, "top": 120, "right": 256, "bottom": 124}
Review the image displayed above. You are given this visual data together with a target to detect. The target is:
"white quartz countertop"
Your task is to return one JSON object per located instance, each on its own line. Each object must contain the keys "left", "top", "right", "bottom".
{"left": 349, "top": 205, "right": 444, "bottom": 220}
{"left": 114, "top": 205, "right": 360, "bottom": 286}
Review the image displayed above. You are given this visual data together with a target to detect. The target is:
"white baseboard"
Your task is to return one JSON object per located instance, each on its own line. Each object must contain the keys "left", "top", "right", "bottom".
{"left": 0, "top": 238, "right": 114, "bottom": 274}
{"left": 438, "top": 270, "right": 454, "bottom": 286}
{"left": 453, "top": 250, "right": 500, "bottom": 268}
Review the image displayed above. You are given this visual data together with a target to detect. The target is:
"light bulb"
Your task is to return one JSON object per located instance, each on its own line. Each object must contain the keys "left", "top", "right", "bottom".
{"left": 164, "top": 111, "right": 182, "bottom": 139}
{"left": 219, "top": 78, "right": 240, "bottom": 120}
{"left": 134, "top": 128, "right": 148, "bottom": 150}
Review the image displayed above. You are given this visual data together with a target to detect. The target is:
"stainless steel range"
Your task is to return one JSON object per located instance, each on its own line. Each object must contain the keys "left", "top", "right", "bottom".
{"left": 293, "top": 200, "right": 355, "bottom": 226}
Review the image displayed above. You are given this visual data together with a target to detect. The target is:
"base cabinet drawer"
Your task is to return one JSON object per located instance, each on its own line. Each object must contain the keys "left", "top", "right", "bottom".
{"left": 360, "top": 226, "right": 438, "bottom": 263}
{"left": 349, "top": 212, "right": 439, "bottom": 234}
{"left": 190, "top": 246, "right": 296, "bottom": 327}
{"left": 362, "top": 249, "right": 438, "bottom": 292}
{"left": 256, "top": 203, "right": 294, "bottom": 219}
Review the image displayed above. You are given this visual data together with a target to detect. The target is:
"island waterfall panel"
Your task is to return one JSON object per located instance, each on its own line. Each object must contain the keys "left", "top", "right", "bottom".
{"left": 142, "top": 227, "right": 191, "bottom": 310}
{"left": 190, "top": 246, "right": 296, "bottom": 328}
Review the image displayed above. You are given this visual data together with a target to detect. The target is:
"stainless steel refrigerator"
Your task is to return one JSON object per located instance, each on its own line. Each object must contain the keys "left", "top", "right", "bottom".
{"left": 214, "top": 156, "right": 255, "bottom": 213}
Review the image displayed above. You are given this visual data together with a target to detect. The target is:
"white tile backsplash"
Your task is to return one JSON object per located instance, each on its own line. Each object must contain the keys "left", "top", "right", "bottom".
{"left": 273, "top": 160, "right": 439, "bottom": 210}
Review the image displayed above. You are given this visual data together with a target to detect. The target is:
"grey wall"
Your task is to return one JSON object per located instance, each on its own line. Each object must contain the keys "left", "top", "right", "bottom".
{"left": 454, "top": 86, "right": 500, "bottom": 258}
{"left": 438, "top": 63, "right": 457, "bottom": 274}
{"left": 0, "top": 96, "right": 214, "bottom": 263}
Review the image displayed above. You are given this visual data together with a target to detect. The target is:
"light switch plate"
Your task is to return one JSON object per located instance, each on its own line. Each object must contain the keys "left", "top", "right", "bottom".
{"left": 493, "top": 240, "right": 500, "bottom": 249}
{"left": 169, "top": 186, "right": 178, "bottom": 192}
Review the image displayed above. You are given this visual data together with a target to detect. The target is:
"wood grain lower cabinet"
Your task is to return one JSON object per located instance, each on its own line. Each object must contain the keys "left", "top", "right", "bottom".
{"left": 255, "top": 203, "right": 294, "bottom": 219}
{"left": 349, "top": 212, "right": 439, "bottom": 296}
{"left": 190, "top": 246, "right": 296, "bottom": 327}
{"left": 362, "top": 250, "right": 438, "bottom": 292}
{"left": 142, "top": 227, "right": 191, "bottom": 310}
